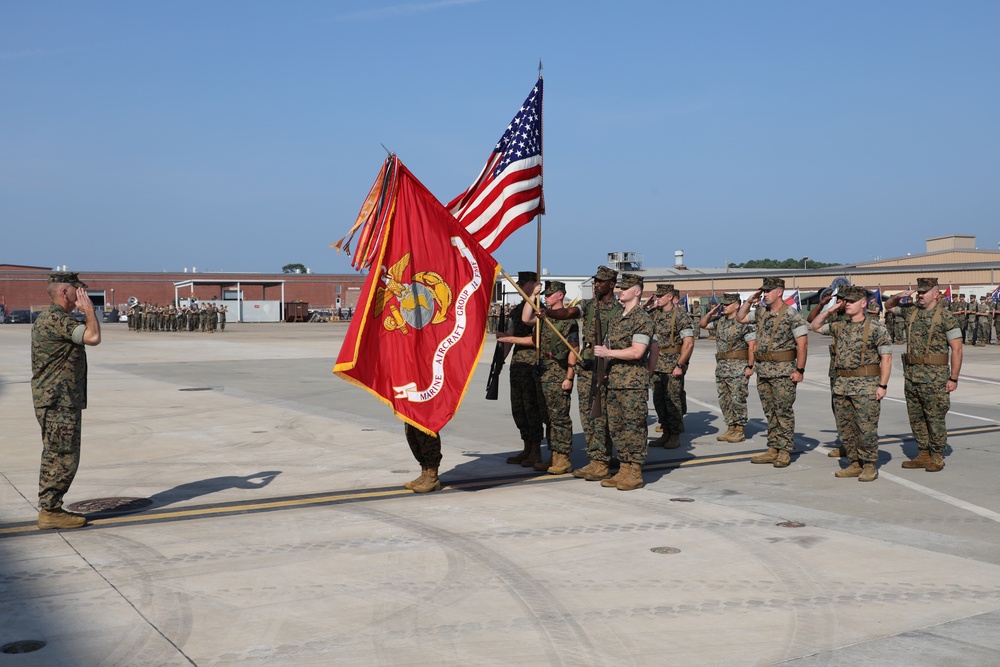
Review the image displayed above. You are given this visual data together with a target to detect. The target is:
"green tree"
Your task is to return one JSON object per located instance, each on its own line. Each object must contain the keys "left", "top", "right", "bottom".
{"left": 282, "top": 263, "right": 308, "bottom": 274}
{"left": 727, "top": 257, "right": 840, "bottom": 269}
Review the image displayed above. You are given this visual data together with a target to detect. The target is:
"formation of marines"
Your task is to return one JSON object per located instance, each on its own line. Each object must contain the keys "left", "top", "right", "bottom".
{"left": 127, "top": 302, "right": 228, "bottom": 333}
{"left": 950, "top": 293, "right": 998, "bottom": 346}
{"left": 475, "top": 268, "right": 965, "bottom": 495}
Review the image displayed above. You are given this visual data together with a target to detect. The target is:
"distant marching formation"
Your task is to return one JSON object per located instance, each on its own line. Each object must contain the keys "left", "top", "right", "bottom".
{"left": 471, "top": 267, "right": 964, "bottom": 493}
{"left": 127, "top": 302, "right": 228, "bottom": 333}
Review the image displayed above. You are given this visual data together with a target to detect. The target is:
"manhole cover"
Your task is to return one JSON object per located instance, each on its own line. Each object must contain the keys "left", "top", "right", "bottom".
{"left": 650, "top": 547, "right": 682, "bottom": 555}
{"left": 2, "top": 641, "right": 46, "bottom": 654}
{"left": 670, "top": 497, "right": 695, "bottom": 502}
{"left": 777, "top": 521, "right": 806, "bottom": 528}
{"left": 65, "top": 497, "right": 153, "bottom": 514}
{"left": 179, "top": 387, "right": 213, "bottom": 392}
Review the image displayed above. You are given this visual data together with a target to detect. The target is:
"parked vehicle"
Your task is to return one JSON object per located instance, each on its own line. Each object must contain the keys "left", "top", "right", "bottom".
{"left": 7, "top": 310, "right": 34, "bottom": 324}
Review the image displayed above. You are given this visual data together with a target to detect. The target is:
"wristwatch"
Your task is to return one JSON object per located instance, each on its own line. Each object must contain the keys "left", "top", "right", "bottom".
{"left": 795, "top": 367, "right": 805, "bottom": 374}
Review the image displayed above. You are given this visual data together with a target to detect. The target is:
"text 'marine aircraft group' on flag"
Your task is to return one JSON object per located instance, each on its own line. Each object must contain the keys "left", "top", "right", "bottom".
{"left": 334, "top": 156, "right": 500, "bottom": 435}
{"left": 448, "top": 78, "right": 544, "bottom": 253}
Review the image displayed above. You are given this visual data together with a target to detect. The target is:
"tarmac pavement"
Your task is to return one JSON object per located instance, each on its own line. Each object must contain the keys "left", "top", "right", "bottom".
{"left": 1, "top": 322, "right": 999, "bottom": 666}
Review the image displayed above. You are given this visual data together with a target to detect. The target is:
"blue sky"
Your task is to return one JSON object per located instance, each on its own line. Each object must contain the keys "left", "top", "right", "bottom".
{"left": 2, "top": 1, "right": 998, "bottom": 276}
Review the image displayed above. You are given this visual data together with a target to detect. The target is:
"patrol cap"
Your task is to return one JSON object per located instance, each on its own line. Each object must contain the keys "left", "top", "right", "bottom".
{"left": 866, "top": 292, "right": 882, "bottom": 313}
{"left": 616, "top": 273, "right": 643, "bottom": 290}
{"left": 655, "top": 283, "right": 675, "bottom": 297}
{"left": 838, "top": 285, "right": 868, "bottom": 303}
{"left": 48, "top": 271, "right": 88, "bottom": 289}
{"left": 915, "top": 277, "right": 938, "bottom": 293}
{"left": 544, "top": 280, "right": 566, "bottom": 296}
{"left": 592, "top": 265, "right": 618, "bottom": 282}
{"left": 760, "top": 277, "right": 785, "bottom": 291}
{"left": 960, "top": 294, "right": 967, "bottom": 298}
{"left": 721, "top": 292, "right": 741, "bottom": 305}
{"left": 516, "top": 271, "right": 538, "bottom": 284}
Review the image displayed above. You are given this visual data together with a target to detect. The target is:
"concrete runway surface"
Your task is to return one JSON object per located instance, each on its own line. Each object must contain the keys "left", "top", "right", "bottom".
{"left": 1, "top": 322, "right": 999, "bottom": 666}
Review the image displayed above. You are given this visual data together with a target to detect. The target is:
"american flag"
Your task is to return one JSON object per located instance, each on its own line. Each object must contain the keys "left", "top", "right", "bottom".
{"left": 448, "top": 78, "right": 543, "bottom": 253}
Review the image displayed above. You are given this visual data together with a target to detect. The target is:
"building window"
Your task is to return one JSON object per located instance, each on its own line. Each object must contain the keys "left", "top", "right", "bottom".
{"left": 336, "top": 285, "right": 342, "bottom": 295}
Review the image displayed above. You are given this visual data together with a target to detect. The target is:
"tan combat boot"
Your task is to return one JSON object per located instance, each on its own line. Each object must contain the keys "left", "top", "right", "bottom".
{"left": 773, "top": 449, "right": 791, "bottom": 468}
{"left": 827, "top": 447, "right": 845, "bottom": 458}
{"left": 574, "top": 461, "right": 610, "bottom": 481}
{"left": 901, "top": 450, "right": 932, "bottom": 469}
{"left": 859, "top": 463, "right": 878, "bottom": 482}
{"left": 601, "top": 463, "right": 630, "bottom": 487}
{"left": 664, "top": 433, "right": 681, "bottom": 449}
{"left": 717, "top": 426, "right": 736, "bottom": 442}
{"left": 925, "top": 453, "right": 945, "bottom": 472}
{"left": 723, "top": 426, "right": 745, "bottom": 443}
{"left": 616, "top": 463, "right": 645, "bottom": 491}
{"left": 506, "top": 440, "right": 531, "bottom": 464}
{"left": 547, "top": 452, "right": 573, "bottom": 475}
{"left": 750, "top": 447, "right": 779, "bottom": 464}
{"left": 37, "top": 508, "right": 87, "bottom": 530}
{"left": 654, "top": 424, "right": 663, "bottom": 433}
{"left": 649, "top": 432, "right": 670, "bottom": 447}
{"left": 412, "top": 468, "right": 441, "bottom": 493}
{"left": 834, "top": 461, "right": 863, "bottom": 478}
{"left": 403, "top": 468, "right": 429, "bottom": 490}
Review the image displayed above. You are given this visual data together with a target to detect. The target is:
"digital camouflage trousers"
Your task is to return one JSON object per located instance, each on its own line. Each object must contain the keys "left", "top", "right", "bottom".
{"left": 832, "top": 391, "right": 881, "bottom": 463}
{"left": 35, "top": 407, "right": 82, "bottom": 511}
{"left": 756, "top": 376, "right": 797, "bottom": 451}
{"left": 904, "top": 380, "right": 950, "bottom": 454}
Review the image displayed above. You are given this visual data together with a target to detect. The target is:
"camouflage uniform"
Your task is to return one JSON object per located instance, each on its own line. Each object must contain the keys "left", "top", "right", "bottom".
{"left": 405, "top": 424, "right": 442, "bottom": 468}
{"left": 892, "top": 305, "right": 908, "bottom": 343}
{"left": 820, "top": 316, "right": 892, "bottom": 463}
{"left": 751, "top": 302, "right": 809, "bottom": 452}
{"left": 605, "top": 304, "right": 655, "bottom": 465}
{"left": 219, "top": 305, "right": 227, "bottom": 331}
{"left": 508, "top": 300, "right": 544, "bottom": 444}
{"left": 537, "top": 313, "right": 579, "bottom": 456}
{"left": 901, "top": 299, "right": 961, "bottom": 455}
{"left": 650, "top": 305, "right": 695, "bottom": 437}
{"left": 713, "top": 314, "right": 755, "bottom": 429}
{"left": 31, "top": 303, "right": 89, "bottom": 511}
{"left": 575, "top": 296, "right": 622, "bottom": 462}
{"left": 950, "top": 296, "right": 967, "bottom": 343}
{"left": 976, "top": 298, "right": 992, "bottom": 345}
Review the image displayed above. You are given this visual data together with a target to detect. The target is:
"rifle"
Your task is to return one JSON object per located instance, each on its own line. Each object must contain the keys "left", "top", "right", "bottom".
{"left": 588, "top": 304, "right": 608, "bottom": 419}
{"left": 485, "top": 303, "right": 508, "bottom": 400}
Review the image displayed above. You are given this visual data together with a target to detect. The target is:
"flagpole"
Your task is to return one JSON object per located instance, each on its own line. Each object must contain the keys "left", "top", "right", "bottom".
{"left": 534, "top": 62, "right": 544, "bottom": 362}
{"left": 500, "top": 269, "right": 579, "bottom": 359}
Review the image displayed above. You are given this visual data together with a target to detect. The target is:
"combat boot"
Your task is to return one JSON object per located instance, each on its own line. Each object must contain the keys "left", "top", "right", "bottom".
{"left": 649, "top": 432, "right": 670, "bottom": 447}
{"left": 574, "top": 461, "right": 610, "bottom": 481}
{"left": 616, "top": 463, "right": 645, "bottom": 491}
{"left": 521, "top": 442, "right": 542, "bottom": 468}
{"left": 506, "top": 440, "right": 531, "bottom": 464}
{"left": 723, "top": 426, "right": 745, "bottom": 443}
{"left": 601, "top": 463, "right": 630, "bottom": 487}
{"left": 827, "top": 446, "right": 845, "bottom": 458}
{"left": 717, "top": 426, "right": 736, "bottom": 442}
{"left": 403, "top": 468, "right": 429, "bottom": 490}
{"left": 547, "top": 452, "right": 573, "bottom": 475}
{"left": 858, "top": 463, "right": 878, "bottom": 482}
{"left": 654, "top": 424, "right": 663, "bottom": 433}
{"left": 750, "top": 447, "right": 779, "bottom": 464}
{"left": 37, "top": 508, "right": 87, "bottom": 530}
{"left": 835, "top": 461, "right": 863, "bottom": 478}
{"left": 901, "top": 450, "right": 931, "bottom": 469}
{"left": 773, "top": 449, "right": 791, "bottom": 468}
{"left": 925, "top": 453, "right": 945, "bottom": 472}
{"left": 412, "top": 468, "right": 441, "bottom": 493}
{"left": 664, "top": 433, "right": 681, "bottom": 449}
{"left": 533, "top": 451, "right": 553, "bottom": 472}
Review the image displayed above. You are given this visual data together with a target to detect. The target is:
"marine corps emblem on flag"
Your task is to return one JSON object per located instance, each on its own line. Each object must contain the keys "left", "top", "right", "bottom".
{"left": 374, "top": 252, "right": 452, "bottom": 334}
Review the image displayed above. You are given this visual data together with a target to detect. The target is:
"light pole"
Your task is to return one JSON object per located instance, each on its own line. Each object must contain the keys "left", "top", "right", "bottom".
{"left": 802, "top": 257, "right": 809, "bottom": 270}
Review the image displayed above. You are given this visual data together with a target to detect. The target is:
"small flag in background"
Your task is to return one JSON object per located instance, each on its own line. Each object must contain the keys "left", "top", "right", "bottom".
{"left": 448, "top": 78, "right": 543, "bottom": 253}
{"left": 944, "top": 285, "right": 953, "bottom": 303}
{"left": 784, "top": 290, "right": 801, "bottom": 311}
{"left": 991, "top": 284, "right": 1000, "bottom": 303}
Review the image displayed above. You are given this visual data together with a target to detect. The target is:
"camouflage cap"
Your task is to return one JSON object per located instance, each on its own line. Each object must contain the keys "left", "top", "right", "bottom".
{"left": 655, "top": 283, "right": 675, "bottom": 297}
{"left": 760, "top": 277, "right": 785, "bottom": 291}
{"left": 616, "top": 273, "right": 643, "bottom": 290}
{"left": 838, "top": 285, "right": 867, "bottom": 302}
{"left": 544, "top": 280, "right": 566, "bottom": 296}
{"left": 721, "top": 292, "right": 741, "bottom": 305}
{"left": 592, "top": 265, "right": 618, "bottom": 282}
{"left": 516, "top": 271, "right": 538, "bottom": 284}
{"left": 48, "top": 271, "right": 88, "bottom": 289}
{"left": 915, "top": 277, "right": 938, "bottom": 292}
{"left": 960, "top": 294, "right": 967, "bottom": 298}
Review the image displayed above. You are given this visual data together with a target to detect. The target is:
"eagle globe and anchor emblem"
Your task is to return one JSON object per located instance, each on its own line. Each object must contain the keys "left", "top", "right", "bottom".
{"left": 373, "top": 252, "right": 453, "bottom": 334}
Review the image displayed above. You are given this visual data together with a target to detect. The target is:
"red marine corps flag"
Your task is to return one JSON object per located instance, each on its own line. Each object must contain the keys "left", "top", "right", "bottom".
{"left": 333, "top": 155, "right": 500, "bottom": 435}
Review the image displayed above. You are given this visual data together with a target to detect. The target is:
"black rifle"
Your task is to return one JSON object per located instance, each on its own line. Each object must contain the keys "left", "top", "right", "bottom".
{"left": 588, "top": 304, "right": 608, "bottom": 419}
{"left": 485, "top": 304, "right": 507, "bottom": 400}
